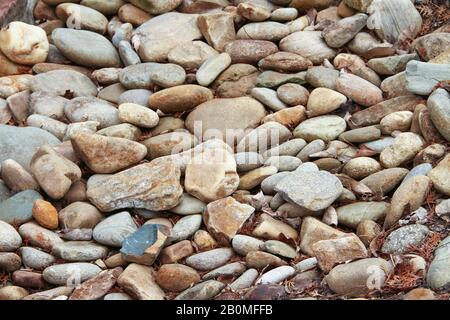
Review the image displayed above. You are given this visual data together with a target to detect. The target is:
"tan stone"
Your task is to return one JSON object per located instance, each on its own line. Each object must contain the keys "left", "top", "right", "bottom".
{"left": 117, "top": 263, "right": 165, "bottom": 300}
{"left": 71, "top": 133, "right": 148, "bottom": 174}
{"left": 197, "top": 13, "right": 235, "bottom": 51}
{"left": 312, "top": 234, "right": 368, "bottom": 272}
{"left": 32, "top": 200, "right": 59, "bottom": 230}
{"left": 185, "top": 148, "right": 239, "bottom": 203}
{"left": 204, "top": 197, "right": 255, "bottom": 245}
{"left": 252, "top": 213, "right": 298, "bottom": 241}
{"left": 0, "top": 22, "right": 49, "bottom": 65}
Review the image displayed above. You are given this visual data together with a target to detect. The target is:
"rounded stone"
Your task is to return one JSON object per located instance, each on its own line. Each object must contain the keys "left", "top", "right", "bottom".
{"left": 118, "top": 103, "right": 159, "bottom": 128}
{"left": 0, "top": 220, "right": 22, "bottom": 252}
{"left": 52, "top": 28, "right": 121, "bottom": 68}
{"left": 42, "top": 263, "right": 102, "bottom": 286}
{"left": 306, "top": 88, "right": 347, "bottom": 117}
{"left": 294, "top": 115, "right": 347, "bottom": 142}
{"left": 276, "top": 84, "right": 309, "bottom": 106}
{"left": 0, "top": 22, "right": 49, "bottom": 65}
{"left": 156, "top": 264, "right": 200, "bottom": 292}
{"left": 32, "top": 200, "right": 59, "bottom": 230}
{"left": 149, "top": 85, "right": 213, "bottom": 114}
{"left": 342, "top": 157, "right": 382, "bottom": 180}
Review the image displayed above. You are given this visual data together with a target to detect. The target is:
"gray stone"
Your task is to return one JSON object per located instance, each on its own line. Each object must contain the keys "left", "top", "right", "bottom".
{"left": 175, "top": 280, "right": 225, "bottom": 300}
{"left": 381, "top": 224, "right": 430, "bottom": 255}
{"left": 0, "top": 125, "right": 60, "bottom": 170}
{"left": 406, "top": 61, "right": 450, "bottom": 96}
{"left": 323, "top": 13, "right": 368, "bottom": 48}
{"left": 118, "top": 89, "right": 152, "bottom": 107}
{"left": 52, "top": 241, "right": 109, "bottom": 262}
{"left": 31, "top": 70, "right": 97, "bottom": 98}
{"left": 336, "top": 202, "right": 389, "bottom": 229}
{"left": 185, "top": 248, "right": 233, "bottom": 271}
{"left": 229, "top": 268, "right": 259, "bottom": 291}
{"left": 428, "top": 88, "right": 450, "bottom": 142}
{"left": 52, "top": 28, "right": 121, "bottom": 68}
{"left": 19, "top": 247, "right": 55, "bottom": 270}
{"left": 203, "top": 262, "right": 246, "bottom": 280}
{"left": 43, "top": 263, "right": 102, "bottom": 286}
{"left": 403, "top": 164, "right": 432, "bottom": 183}
{"left": 275, "top": 171, "right": 343, "bottom": 211}
{"left": 427, "top": 236, "right": 450, "bottom": 289}
{"left": 64, "top": 97, "right": 120, "bottom": 129}
{"left": 119, "top": 62, "right": 186, "bottom": 89}
{"left": 93, "top": 211, "right": 137, "bottom": 247}
{"left": 0, "top": 190, "right": 42, "bottom": 225}
{"left": 232, "top": 235, "right": 264, "bottom": 256}
{"left": 169, "top": 214, "right": 202, "bottom": 243}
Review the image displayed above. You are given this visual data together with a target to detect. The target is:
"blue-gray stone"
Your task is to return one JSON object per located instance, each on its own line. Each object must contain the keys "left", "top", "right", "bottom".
{"left": 0, "top": 190, "right": 43, "bottom": 224}
{"left": 0, "top": 181, "right": 10, "bottom": 202}
{"left": 0, "top": 125, "right": 60, "bottom": 169}
{"left": 403, "top": 163, "right": 433, "bottom": 183}
{"left": 120, "top": 224, "right": 159, "bottom": 257}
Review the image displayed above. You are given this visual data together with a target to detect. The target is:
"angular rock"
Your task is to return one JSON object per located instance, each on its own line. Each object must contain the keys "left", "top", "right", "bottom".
{"left": 87, "top": 160, "right": 182, "bottom": 212}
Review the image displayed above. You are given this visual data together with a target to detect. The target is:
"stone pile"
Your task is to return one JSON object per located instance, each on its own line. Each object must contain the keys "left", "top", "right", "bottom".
{"left": 0, "top": 0, "right": 449, "bottom": 301}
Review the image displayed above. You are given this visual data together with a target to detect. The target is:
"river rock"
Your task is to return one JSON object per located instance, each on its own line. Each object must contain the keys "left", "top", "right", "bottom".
{"left": 169, "top": 214, "right": 202, "bottom": 243}
{"left": 120, "top": 224, "right": 169, "bottom": 265}
{"left": 427, "top": 236, "right": 450, "bottom": 289}
{"left": 0, "top": 21, "right": 49, "bottom": 65}
{"left": 132, "top": 12, "right": 202, "bottom": 62}
{"left": 0, "top": 253, "right": 21, "bottom": 272}
{"left": 427, "top": 89, "right": 450, "bottom": 142}
{"left": 156, "top": 264, "right": 200, "bottom": 292}
{"left": 380, "top": 133, "right": 424, "bottom": 168}
{"left": 259, "top": 52, "right": 312, "bottom": 73}
{"left": 335, "top": 72, "right": 383, "bottom": 107}
{"left": 185, "top": 248, "right": 233, "bottom": 271}
{"left": 325, "top": 258, "right": 393, "bottom": 297}
{"left": 428, "top": 154, "right": 450, "bottom": 196}
{"left": 381, "top": 224, "right": 430, "bottom": 255}
{"left": 18, "top": 222, "right": 63, "bottom": 251}
{"left": 224, "top": 40, "right": 278, "bottom": 65}
{"left": 52, "top": 241, "right": 108, "bottom": 262}
{"left": 204, "top": 197, "right": 254, "bottom": 245}
{"left": 71, "top": 133, "right": 147, "bottom": 174}
{"left": 92, "top": 211, "right": 137, "bottom": 247}
{"left": 237, "top": 21, "right": 289, "bottom": 42}
{"left": 0, "top": 220, "right": 22, "bottom": 252}
{"left": 0, "top": 189, "right": 43, "bottom": 225}
{"left": 52, "top": 28, "right": 121, "bottom": 68}
{"left": 252, "top": 213, "right": 298, "bottom": 241}
{"left": 312, "top": 234, "right": 368, "bottom": 272}
{"left": 30, "top": 145, "right": 81, "bottom": 199}
{"left": 119, "top": 62, "right": 186, "bottom": 89}
{"left": 174, "top": 280, "right": 225, "bottom": 300}
{"left": 185, "top": 148, "right": 239, "bottom": 203}
{"left": 294, "top": 115, "right": 346, "bottom": 142}
{"left": 323, "top": 13, "right": 367, "bottom": 48}
{"left": 56, "top": 3, "right": 108, "bottom": 34}
{"left": 149, "top": 85, "right": 213, "bottom": 114}
{"left": 337, "top": 202, "right": 389, "bottom": 228}
{"left": 69, "top": 267, "right": 122, "bottom": 300}
{"left": 232, "top": 235, "right": 264, "bottom": 256}
{"left": 307, "top": 88, "right": 347, "bottom": 117}
{"left": 198, "top": 12, "right": 236, "bottom": 51}
{"left": 384, "top": 175, "right": 431, "bottom": 228}
{"left": 280, "top": 31, "right": 336, "bottom": 64}
{"left": 367, "top": 0, "right": 422, "bottom": 45}
{"left": 87, "top": 160, "right": 182, "bottom": 212}
{"left": 168, "top": 41, "right": 218, "bottom": 69}
{"left": 19, "top": 247, "right": 55, "bottom": 270}
{"left": 117, "top": 263, "right": 165, "bottom": 300}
